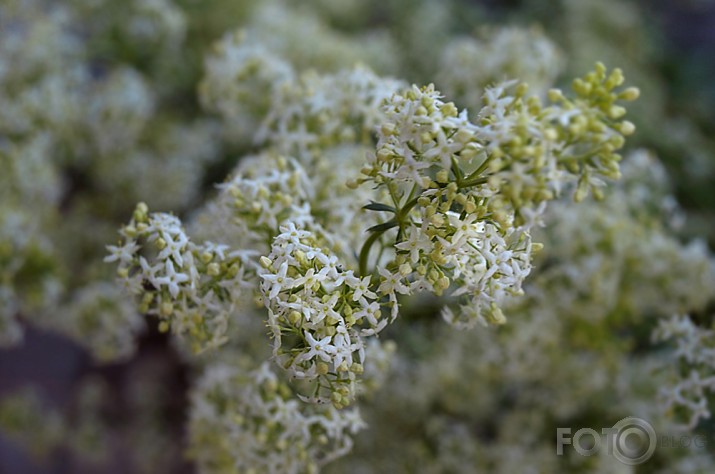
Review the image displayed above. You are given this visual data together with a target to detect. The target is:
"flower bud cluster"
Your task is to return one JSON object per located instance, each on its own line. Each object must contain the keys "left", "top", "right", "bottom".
{"left": 189, "top": 361, "right": 365, "bottom": 474}
{"left": 106, "top": 203, "right": 256, "bottom": 353}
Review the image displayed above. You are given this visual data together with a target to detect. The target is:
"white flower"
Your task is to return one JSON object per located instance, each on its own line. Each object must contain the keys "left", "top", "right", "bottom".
{"left": 104, "top": 240, "right": 140, "bottom": 265}
{"left": 395, "top": 227, "right": 432, "bottom": 263}
{"left": 155, "top": 259, "right": 190, "bottom": 298}
{"left": 377, "top": 267, "right": 410, "bottom": 296}
{"left": 157, "top": 230, "right": 188, "bottom": 267}
{"left": 302, "top": 332, "right": 337, "bottom": 363}
{"left": 347, "top": 275, "right": 376, "bottom": 302}
{"left": 261, "top": 261, "right": 295, "bottom": 300}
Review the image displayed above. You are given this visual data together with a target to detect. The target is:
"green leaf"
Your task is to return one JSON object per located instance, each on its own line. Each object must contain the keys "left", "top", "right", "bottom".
{"left": 367, "top": 220, "right": 398, "bottom": 233}
{"left": 363, "top": 201, "right": 396, "bottom": 213}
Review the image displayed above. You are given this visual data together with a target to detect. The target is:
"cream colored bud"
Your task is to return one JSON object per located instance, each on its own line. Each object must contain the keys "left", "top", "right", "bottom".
{"left": 288, "top": 311, "right": 302, "bottom": 326}
{"left": 380, "top": 122, "right": 396, "bottom": 136}
{"left": 606, "top": 68, "right": 624, "bottom": 88}
{"left": 207, "top": 262, "right": 221, "bottom": 276}
{"left": 488, "top": 304, "right": 507, "bottom": 325}
{"left": 548, "top": 89, "right": 564, "bottom": 102}
{"left": 515, "top": 82, "right": 529, "bottom": 97}
{"left": 376, "top": 148, "right": 392, "bottom": 163}
{"left": 459, "top": 145, "right": 479, "bottom": 160}
{"left": 441, "top": 102, "right": 458, "bottom": 117}
{"left": 436, "top": 169, "right": 449, "bottom": 183}
{"left": 619, "top": 87, "right": 640, "bottom": 101}
{"left": 620, "top": 120, "right": 636, "bottom": 136}
{"left": 227, "top": 263, "right": 240, "bottom": 277}
{"left": 455, "top": 128, "right": 473, "bottom": 143}
{"left": 317, "top": 362, "right": 329, "bottom": 375}
{"left": 608, "top": 105, "right": 626, "bottom": 119}
{"left": 134, "top": 202, "right": 148, "bottom": 222}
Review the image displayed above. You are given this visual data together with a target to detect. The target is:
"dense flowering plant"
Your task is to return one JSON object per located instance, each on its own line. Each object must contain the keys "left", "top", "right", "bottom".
{"left": 2, "top": 1, "right": 715, "bottom": 473}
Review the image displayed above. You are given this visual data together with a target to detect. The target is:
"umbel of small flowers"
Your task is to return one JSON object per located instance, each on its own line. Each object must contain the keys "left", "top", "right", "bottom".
{"left": 105, "top": 202, "right": 258, "bottom": 353}
{"left": 258, "top": 224, "right": 388, "bottom": 408}
{"left": 350, "top": 62, "right": 639, "bottom": 328}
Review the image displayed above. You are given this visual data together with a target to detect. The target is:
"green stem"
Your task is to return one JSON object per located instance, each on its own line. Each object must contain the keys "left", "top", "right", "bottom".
{"left": 358, "top": 230, "right": 385, "bottom": 277}
{"left": 462, "top": 154, "right": 493, "bottom": 184}
{"left": 359, "top": 157, "right": 490, "bottom": 275}
{"left": 458, "top": 176, "right": 489, "bottom": 188}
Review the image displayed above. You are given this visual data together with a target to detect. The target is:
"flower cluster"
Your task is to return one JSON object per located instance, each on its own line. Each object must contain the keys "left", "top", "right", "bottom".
{"left": 199, "top": 9, "right": 400, "bottom": 146}
{"left": 256, "top": 66, "right": 405, "bottom": 160}
{"left": 199, "top": 30, "right": 294, "bottom": 137}
{"left": 260, "top": 224, "right": 389, "bottom": 407}
{"left": 52, "top": 282, "right": 145, "bottom": 363}
{"left": 199, "top": 153, "right": 314, "bottom": 251}
{"left": 337, "top": 150, "right": 715, "bottom": 474}
{"left": 537, "top": 151, "right": 715, "bottom": 325}
{"left": 188, "top": 361, "right": 365, "bottom": 474}
{"left": 106, "top": 203, "right": 256, "bottom": 353}
{"left": 0, "top": 207, "right": 61, "bottom": 346}
{"left": 192, "top": 146, "right": 386, "bottom": 267}
{"left": 354, "top": 64, "right": 638, "bottom": 326}
{"left": 653, "top": 315, "right": 715, "bottom": 430}
{"left": 437, "top": 26, "right": 564, "bottom": 107}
